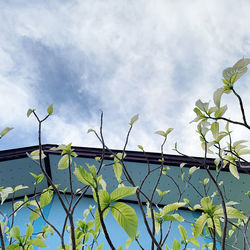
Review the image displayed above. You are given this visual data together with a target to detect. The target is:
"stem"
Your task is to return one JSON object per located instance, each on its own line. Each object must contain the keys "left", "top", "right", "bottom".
{"left": 211, "top": 216, "right": 217, "bottom": 250}
{"left": 203, "top": 137, "right": 227, "bottom": 250}
{"left": 95, "top": 188, "right": 115, "bottom": 249}
{"left": 232, "top": 88, "right": 249, "bottom": 127}
{"left": 68, "top": 214, "right": 76, "bottom": 250}
{"left": 0, "top": 222, "right": 6, "bottom": 250}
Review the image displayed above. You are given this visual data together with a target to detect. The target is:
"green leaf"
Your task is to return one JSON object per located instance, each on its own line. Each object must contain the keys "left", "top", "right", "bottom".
{"left": 30, "top": 173, "right": 44, "bottom": 184}
{"left": 214, "top": 105, "right": 227, "bottom": 118}
{"left": 27, "top": 109, "right": 35, "bottom": 117}
{"left": 14, "top": 201, "right": 24, "bottom": 215}
{"left": 29, "top": 238, "right": 47, "bottom": 247}
{"left": 181, "top": 172, "right": 185, "bottom": 181}
{"left": 194, "top": 213, "right": 209, "bottom": 238}
{"left": 188, "top": 237, "right": 200, "bottom": 248}
{"left": 155, "top": 128, "right": 174, "bottom": 138}
{"left": 155, "top": 220, "right": 160, "bottom": 234}
{"left": 58, "top": 154, "right": 72, "bottom": 170}
{"left": 189, "top": 166, "right": 199, "bottom": 175}
{"left": 73, "top": 165, "right": 95, "bottom": 187}
{"left": 203, "top": 178, "right": 209, "bottom": 185}
{"left": 111, "top": 202, "right": 138, "bottom": 238}
{"left": 213, "top": 216, "right": 222, "bottom": 237}
{"left": 172, "top": 238, "right": 180, "bottom": 250}
{"left": 229, "top": 163, "right": 239, "bottom": 179}
{"left": 178, "top": 225, "right": 187, "bottom": 241}
{"left": 200, "top": 197, "right": 213, "bottom": 211}
{"left": 113, "top": 162, "right": 123, "bottom": 183}
{"left": 40, "top": 189, "right": 53, "bottom": 207}
{"left": 195, "top": 100, "right": 209, "bottom": 112}
{"left": 10, "top": 226, "right": 21, "bottom": 241}
{"left": 165, "top": 128, "right": 174, "bottom": 137}
{"left": 94, "top": 208, "right": 109, "bottom": 232}
{"left": 26, "top": 223, "right": 33, "bottom": 239}
{"left": 137, "top": 145, "right": 144, "bottom": 151}
{"left": 96, "top": 190, "right": 111, "bottom": 210}
{"left": 237, "top": 149, "right": 250, "bottom": 155}
{"left": 162, "top": 214, "right": 184, "bottom": 222}
{"left": 13, "top": 185, "right": 28, "bottom": 193}
{"left": 163, "top": 202, "right": 186, "bottom": 214}
{"left": 126, "top": 237, "right": 133, "bottom": 249}
{"left": 215, "top": 207, "right": 247, "bottom": 220}
{"left": 96, "top": 243, "right": 104, "bottom": 250}
{"left": 0, "top": 127, "right": 13, "bottom": 138}
{"left": 110, "top": 186, "right": 137, "bottom": 202}
{"left": 156, "top": 188, "right": 170, "bottom": 196}
{"left": 211, "top": 122, "right": 219, "bottom": 139}
{"left": 129, "top": 114, "right": 139, "bottom": 125}
{"left": 0, "top": 187, "right": 13, "bottom": 204}
{"left": 213, "top": 88, "right": 224, "bottom": 107}
{"left": 179, "top": 163, "right": 186, "bottom": 169}
{"left": 47, "top": 104, "right": 53, "bottom": 115}
{"left": 222, "top": 58, "right": 250, "bottom": 83}
{"left": 29, "top": 209, "right": 40, "bottom": 221}
{"left": 155, "top": 130, "right": 166, "bottom": 137}
{"left": 233, "top": 58, "right": 250, "bottom": 69}
{"left": 30, "top": 150, "right": 46, "bottom": 160}
{"left": 87, "top": 129, "right": 96, "bottom": 133}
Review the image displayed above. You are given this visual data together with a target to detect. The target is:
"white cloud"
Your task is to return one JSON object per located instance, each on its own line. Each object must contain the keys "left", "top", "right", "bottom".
{"left": 1, "top": 0, "right": 250, "bottom": 158}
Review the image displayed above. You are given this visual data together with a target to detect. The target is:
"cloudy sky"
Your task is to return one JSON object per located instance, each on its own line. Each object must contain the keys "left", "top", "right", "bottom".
{"left": 1, "top": 0, "right": 250, "bottom": 157}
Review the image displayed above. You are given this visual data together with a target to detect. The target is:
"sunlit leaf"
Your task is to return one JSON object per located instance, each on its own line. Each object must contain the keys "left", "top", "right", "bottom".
{"left": 110, "top": 186, "right": 137, "bottom": 202}
{"left": 111, "top": 202, "right": 138, "bottom": 238}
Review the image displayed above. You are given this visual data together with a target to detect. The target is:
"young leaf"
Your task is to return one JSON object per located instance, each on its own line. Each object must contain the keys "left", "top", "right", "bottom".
{"left": 0, "top": 127, "right": 13, "bottom": 138}
{"left": 172, "top": 238, "right": 180, "bottom": 250}
{"left": 29, "top": 150, "right": 46, "bottom": 160}
{"left": 113, "top": 162, "right": 123, "bottom": 183}
{"left": 27, "top": 109, "right": 35, "bottom": 117}
{"left": 111, "top": 202, "right": 138, "bottom": 238}
{"left": 58, "top": 154, "right": 72, "bottom": 170}
{"left": 163, "top": 202, "right": 186, "bottom": 214}
{"left": 189, "top": 166, "right": 199, "bottom": 175}
{"left": 155, "top": 130, "right": 166, "bottom": 137}
{"left": 96, "top": 243, "right": 104, "bottom": 250}
{"left": 26, "top": 223, "right": 33, "bottom": 239}
{"left": 47, "top": 104, "right": 53, "bottom": 115}
{"left": 211, "top": 122, "right": 219, "bottom": 139}
{"left": 229, "top": 163, "right": 239, "bottom": 179}
{"left": 188, "top": 237, "right": 200, "bottom": 248}
{"left": 10, "top": 226, "right": 21, "bottom": 241}
{"left": 73, "top": 165, "right": 95, "bottom": 187}
{"left": 194, "top": 213, "right": 209, "bottom": 238}
{"left": 0, "top": 187, "right": 13, "bottom": 204}
{"left": 213, "top": 87, "right": 224, "bottom": 107}
{"left": 214, "top": 105, "right": 227, "bottom": 118}
{"left": 178, "top": 225, "right": 187, "bottom": 241}
{"left": 29, "top": 238, "right": 47, "bottom": 247}
{"left": 129, "top": 114, "right": 139, "bottom": 126}
{"left": 40, "top": 189, "right": 53, "bottom": 207}
{"left": 126, "top": 237, "right": 133, "bottom": 249}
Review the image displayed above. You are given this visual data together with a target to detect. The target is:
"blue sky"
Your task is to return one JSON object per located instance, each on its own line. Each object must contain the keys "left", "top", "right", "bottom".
{"left": 1, "top": 0, "right": 250, "bottom": 157}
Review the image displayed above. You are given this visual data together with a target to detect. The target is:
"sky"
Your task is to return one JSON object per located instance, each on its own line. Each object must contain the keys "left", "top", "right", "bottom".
{"left": 1, "top": 0, "right": 250, "bottom": 158}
